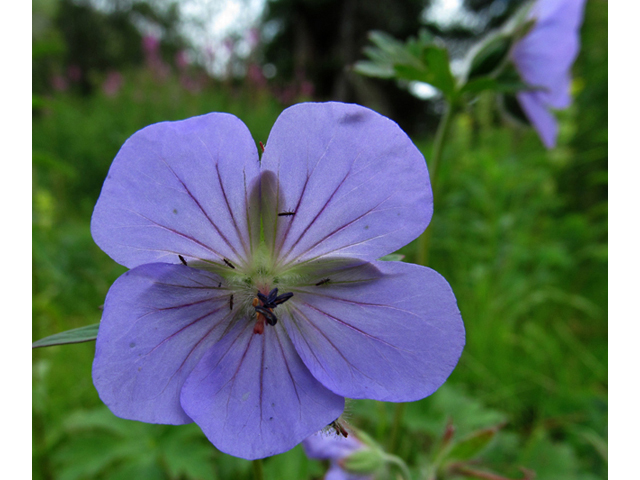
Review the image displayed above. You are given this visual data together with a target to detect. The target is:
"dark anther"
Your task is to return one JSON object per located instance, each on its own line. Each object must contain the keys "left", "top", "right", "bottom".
{"left": 178, "top": 255, "right": 187, "bottom": 266}
{"left": 329, "top": 419, "right": 348, "bottom": 438}
{"left": 315, "top": 278, "right": 330, "bottom": 286}
{"left": 223, "top": 258, "right": 236, "bottom": 269}
{"left": 229, "top": 294, "right": 234, "bottom": 311}
{"left": 278, "top": 211, "right": 296, "bottom": 216}
{"left": 273, "top": 292, "right": 293, "bottom": 305}
{"left": 255, "top": 306, "right": 278, "bottom": 326}
{"left": 253, "top": 288, "right": 294, "bottom": 328}
{"left": 258, "top": 288, "right": 293, "bottom": 309}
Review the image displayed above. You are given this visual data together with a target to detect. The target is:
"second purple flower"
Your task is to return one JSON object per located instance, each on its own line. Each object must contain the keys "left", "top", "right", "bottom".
{"left": 511, "top": 0, "right": 587, "bottom": 148}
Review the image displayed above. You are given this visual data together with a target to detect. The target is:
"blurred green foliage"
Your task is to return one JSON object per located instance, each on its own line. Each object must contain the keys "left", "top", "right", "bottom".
{"left": 33, "top": 1, "right": 606, "bottom": 479}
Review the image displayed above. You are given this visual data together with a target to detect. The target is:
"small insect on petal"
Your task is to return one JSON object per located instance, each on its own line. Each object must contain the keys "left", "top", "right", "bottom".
{"left": 223, "top": 258, "right": 236, "bottom": 269}
{"left": 278, "top": 211, "right": 296, "bottom": 217}
{"left": 229, "top": 294, "right": 234, "bottom": 311}
{"left": 178, "top": 255, "right": 188, "bottom": 266}
{"left": 259, "top": 141, "right": 265, "bottom": 152}
{"left": 315, "top": 278, "right": 330, "bottom": 286}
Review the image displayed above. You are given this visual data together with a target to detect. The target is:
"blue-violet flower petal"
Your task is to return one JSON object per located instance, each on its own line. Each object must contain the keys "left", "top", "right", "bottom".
{"left": 91, "top": 102, "right": 465, "bottom": 459}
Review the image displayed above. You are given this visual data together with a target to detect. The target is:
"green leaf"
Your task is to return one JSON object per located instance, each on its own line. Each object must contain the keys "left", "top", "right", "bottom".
{"left": 367, "top": 31, "right": 414, "bottom": 63}
{"left": 392, "top": 44, "right": 456, "bottom": 99}
{"left": 422, "top": 45, "right": 456, "bottom": 96}
{"left": 32, "top": 323, "right": 99, "bottom": 348}
{"left": 353, "top": 60, "right": 395, "bottom": 79}
{"left": 445, "top": 424, "right": 503, "bottom": 462}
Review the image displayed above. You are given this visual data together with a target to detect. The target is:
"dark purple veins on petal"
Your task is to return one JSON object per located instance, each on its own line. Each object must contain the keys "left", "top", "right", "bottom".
{"left": 259, "top": 102, "right": 433, "bottom": 265}
{"left": 280, "top": 260, "right": 465, "bottom": 403}
{"left": 93, "top": 263, "right": 231, "bottom": 425}
{"left": 180, "top": 320, "right": 344, "bottom": 460}
{"left": 91, "top": 112, "right": 261, "bottom": 269}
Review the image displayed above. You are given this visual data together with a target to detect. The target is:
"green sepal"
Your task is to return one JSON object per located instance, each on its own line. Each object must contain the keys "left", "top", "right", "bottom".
{"left": 500, "top": 93, "right": 531, "bottom": 126}
{"left": 379, "top": 254, "right": 405, "bottom": 262}
{"left": 462, "top": 33, "right": 514, "bottom": 82}
{"left": 32, "top": 323, "right": 100, "bottom": 349}
{"left": 341, "top": 448, "right": 385, "bottom": 475}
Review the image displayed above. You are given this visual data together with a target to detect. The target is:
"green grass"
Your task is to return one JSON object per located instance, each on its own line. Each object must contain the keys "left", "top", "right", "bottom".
{"left": 33, "top": 72, "right": 606, "bottom": 480}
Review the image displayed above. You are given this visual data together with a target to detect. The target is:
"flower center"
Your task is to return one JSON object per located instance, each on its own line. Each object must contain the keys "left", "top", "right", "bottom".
{"left": 251, "top": 288, "right": 294, "bottom": 334}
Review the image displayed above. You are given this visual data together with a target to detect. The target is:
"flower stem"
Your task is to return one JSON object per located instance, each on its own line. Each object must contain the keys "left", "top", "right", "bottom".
{"left": 383, "top": 453, "right": 413, "bottom": 480}
{"left": 388, "top": 401, "right": 406, "bottom": 453}
{"left": 416, "top": 101, "right": 456, "bottom": 267}
{"left": 252, "top": 459, "right": 264, "bottom": 480}
{"left": 397, "top": 102, "right": 457, "bottom": 457}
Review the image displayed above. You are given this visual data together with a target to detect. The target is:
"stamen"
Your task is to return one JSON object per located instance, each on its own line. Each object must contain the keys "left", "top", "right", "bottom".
{"left": 267, "top": 288, "right": 279, "bottom": 304}
{"left": 273, "top": 292, "right": 293, "bottom": 305}
{"left": 252, "top": 289, "right": 294, "bottom": 332}
{"left": 329, "top": 419, "right": 348, "bottom": 437}
{"left": 255, "top": 306, "right": 278, "bottom": 326}
{"left": 257, "top": 292, "right": 269, "bottom": 305}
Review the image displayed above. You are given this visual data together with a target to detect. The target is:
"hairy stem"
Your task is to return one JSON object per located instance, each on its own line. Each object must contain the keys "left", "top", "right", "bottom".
{"left": 416, "top": 101, "right": 456, "bottom": 267}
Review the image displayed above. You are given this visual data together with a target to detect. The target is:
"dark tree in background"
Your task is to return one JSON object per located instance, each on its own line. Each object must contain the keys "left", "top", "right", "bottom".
{"left": 260, "top": 0, "right": 433, "bottom": 133}
{"left": 33, "top": 0, "right": 187, "bottom": 95}
{"left": 259, "top": 0, "right": 530, "bottom": 133}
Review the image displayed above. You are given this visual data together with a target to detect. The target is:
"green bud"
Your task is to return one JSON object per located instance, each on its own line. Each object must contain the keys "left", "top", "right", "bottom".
{"left": 341, "top": 448, "right": 386, "bottom": 475}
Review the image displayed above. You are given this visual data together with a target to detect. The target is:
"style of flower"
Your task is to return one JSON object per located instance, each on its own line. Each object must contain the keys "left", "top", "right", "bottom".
{"left": 91, "top": 102, "right": 465, "bottom": 460}
{"left": 510, "top": 0, "right": 586, "bottom": 148}
{"left": 303, "top": 430, "right": 372, "bottom": 480}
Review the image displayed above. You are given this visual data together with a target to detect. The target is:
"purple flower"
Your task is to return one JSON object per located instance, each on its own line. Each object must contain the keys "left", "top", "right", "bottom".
{"left": 175, "top": 50, "right": 190, "bottom": 71}
{"left": 102, "top": 71, "right": 124, "bottom": 97}
{"left": 511, "top": 0, "right": 586, "bottom": 148}
{"left": 91, "top": 102, "right": 465, "bottom": 459}
{"left": 303, "top": 431, "right": 373, "bottom": 480}
{"left": 142, "top": 35, "right": 161, "bottom": 57}
{"left": 51, "top": 74, "right": 68, "bottom": 92}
